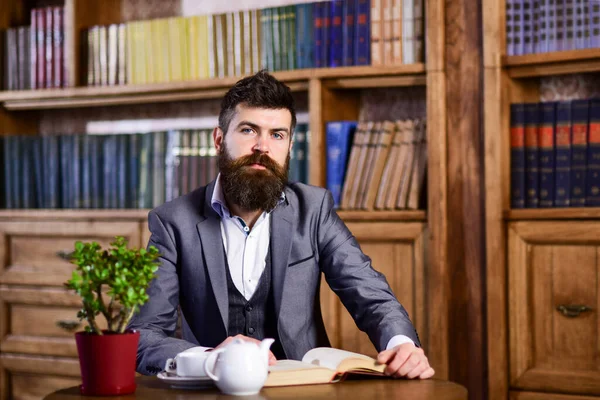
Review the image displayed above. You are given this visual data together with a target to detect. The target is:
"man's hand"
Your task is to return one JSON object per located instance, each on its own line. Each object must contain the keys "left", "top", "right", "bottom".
{"left": 213, "top": 334, "right": 277, "bottom": 365}
{"left": 376, "top": 343, "right": 434, "bottom": 379}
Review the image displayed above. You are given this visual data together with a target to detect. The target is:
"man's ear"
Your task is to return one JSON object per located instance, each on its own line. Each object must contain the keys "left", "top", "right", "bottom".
{"left": 213, "top": 127, "right": 224, "bottom": 152}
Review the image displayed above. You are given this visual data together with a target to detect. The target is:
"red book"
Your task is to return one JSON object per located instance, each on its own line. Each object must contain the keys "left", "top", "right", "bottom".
{"left": 45, "top": 7, "right": 54, "bottom": 88}
{"left": 53, "top": 7, "right": 64, "bottom": 88}
{"left": 36, "top": 8, "right": 46, "bottom": 89}
{"left": 30, "top": 9, "right": 37, "bottom": 89}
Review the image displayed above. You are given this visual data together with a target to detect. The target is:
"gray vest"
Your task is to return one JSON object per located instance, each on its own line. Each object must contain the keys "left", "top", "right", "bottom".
{"left": 225, "top": 244, "right": 286, "bottom": 359}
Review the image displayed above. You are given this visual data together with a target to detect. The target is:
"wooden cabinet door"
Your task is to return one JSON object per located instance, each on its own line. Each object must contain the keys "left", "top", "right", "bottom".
{"left": 508, "top": 221, "right": 600, "bottom": 396}
{"left": 0, "top": 218, "right": 141, "bottom": 400}
{"left": 320, "top": 222, "right": 426, "bottom": 358}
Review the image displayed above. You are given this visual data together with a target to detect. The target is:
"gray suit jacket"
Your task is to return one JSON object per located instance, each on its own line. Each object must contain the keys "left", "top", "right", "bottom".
{"left": 128, "top": 180, "right": 420, "bottom": 375}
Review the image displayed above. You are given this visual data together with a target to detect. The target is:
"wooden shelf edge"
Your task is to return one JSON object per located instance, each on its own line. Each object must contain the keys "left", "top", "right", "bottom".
{"left": 0, "top": 64, "right": 426, "bottom": 110}
{"left": 337, "top": 210, "right": 427, "bottom": 222}
{"left": 504, "top": 49, "right": 600, "bottom": 78}
{"left": 506, "top": 208, "right": 600, "bottom": 220}
{"left": 0, "top": 209, "right": 151, "bottom": 220}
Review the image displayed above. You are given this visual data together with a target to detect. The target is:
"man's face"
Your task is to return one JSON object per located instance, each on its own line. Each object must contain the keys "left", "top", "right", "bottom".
{"left": 214, "top": 104, "right": 293, "bottom": 212}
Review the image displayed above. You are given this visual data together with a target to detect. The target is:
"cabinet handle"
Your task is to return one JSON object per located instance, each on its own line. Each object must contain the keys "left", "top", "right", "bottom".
{"left": 556, "top": 304, "right": 593, "bottom": 318}
{"left": 56, "top": 320, "right": 81, "bottom": 332}
{"left": 56, "top": 250, "right": 74, "bottom": 260}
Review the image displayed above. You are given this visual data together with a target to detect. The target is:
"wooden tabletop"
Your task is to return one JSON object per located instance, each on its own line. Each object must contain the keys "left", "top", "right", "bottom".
{"left": 44, "top": 376, "right": 467, "bottom": 399}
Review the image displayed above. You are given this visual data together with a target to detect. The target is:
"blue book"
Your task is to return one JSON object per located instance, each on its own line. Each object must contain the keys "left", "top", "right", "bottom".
{"left": 522, "top": 0, "right": 534, "bottom": 54}
{"left": 342, "top": 0, "right": 356, "bottom": 66}
{"left": 128, "top": 134, "right": 140, "bottom": 208}
{"left": 570, "top": 99, "right": 589, "bottom": 206}
{"left": 326, "top": 121, "right": 357, "bottom": 208}
{"left": 3, "top": 136, "right": 13, "bottom": 208}
{"left": 555, "top": 101, "right": 572, "bottom": 207}
{"left": 313, "top": 2, "right": 329, "bottom": 68}
{"left": 33, "top": 137, "right": 44, "bottom": 208}
{"left": 538, "top": 102, "right": 556, "bottom": 207}
{"left": 90, "top": 135, "right": 102, "bottom": 209}
{"left": 354, "top": 0, "right": 370, "bottom": 65}
{"left": 586, "top": 99, "right": 600, "bottom": 206}
{"left": 21, "top": 137, "right": 33, "bottom": 209}
{"left": 59, "top": 135, "right": 71, "bottom": 208}
{"left": 547, "top": 0, "right": 558, "bottom": 51}
{"left": 72, "top": 134, "right": 81, "bottom": 209}
{"left": 329, "top": 0, "right": 344, "bottom": 67}
{"left": 513, "top": 0, "right": 524, "bottom": 55}
{"left": 524, "top": 103, "right": 540, "bottom": 207}
{"left": 295, "top": 4, "right": 311, "bottom": 69}
{"left": 117, "top": 134, "right": 128, "bottom": 208}
{"left": 80, "top": 135, "right": 91, "bottom": 209}
{"left": 510, "top": 104, "right": 526, "bottom": 208}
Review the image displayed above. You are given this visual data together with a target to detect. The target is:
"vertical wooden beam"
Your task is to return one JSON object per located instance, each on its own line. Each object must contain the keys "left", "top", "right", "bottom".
{"left": 484, "top": 1, "right": 509, "bottom": 399}
{"left": 444, "top": 0, "right": 486, "bottom": 399}
{"left": 308, "top": 78, "right": 325, "bottom": 187}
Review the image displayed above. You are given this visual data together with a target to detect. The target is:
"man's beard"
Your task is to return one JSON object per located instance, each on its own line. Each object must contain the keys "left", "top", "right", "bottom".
{"left": 218, "top": 145, "right": 290, "bottom": 212}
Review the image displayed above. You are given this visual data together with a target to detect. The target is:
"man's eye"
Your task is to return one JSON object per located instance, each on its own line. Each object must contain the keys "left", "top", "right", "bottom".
{"left": 273, "top": 132, "right": 284, "bottom": 139}
{"left": 241, "top": 128, "right": 254, "bottom": 134}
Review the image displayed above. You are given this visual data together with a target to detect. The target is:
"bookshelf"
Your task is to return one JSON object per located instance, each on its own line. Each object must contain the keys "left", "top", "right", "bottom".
{"left": 0, "top": 0, "right": 452, "bottom": 399}
{"left": 484, "top": 1, "right": 600, "bottom": 400}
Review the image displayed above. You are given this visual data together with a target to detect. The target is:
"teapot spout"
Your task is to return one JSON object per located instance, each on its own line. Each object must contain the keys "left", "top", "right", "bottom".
{"left": 259, "top": 338, "right": 275, "bottom": 364}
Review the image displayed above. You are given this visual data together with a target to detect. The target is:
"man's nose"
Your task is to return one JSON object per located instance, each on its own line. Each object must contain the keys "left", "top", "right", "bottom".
{"left": 253, "top": 135, "right": 269, "bottom": 153}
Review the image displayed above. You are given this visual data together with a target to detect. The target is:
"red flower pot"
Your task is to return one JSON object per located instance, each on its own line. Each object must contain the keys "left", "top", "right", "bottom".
{"left": 75, "top": 330, "right": 140, "bottom": 396}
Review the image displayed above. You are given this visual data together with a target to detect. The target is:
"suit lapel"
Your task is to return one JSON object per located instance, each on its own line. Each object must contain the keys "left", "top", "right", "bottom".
{"left": 270, "top": 199, "right": 295, "bottom": 319}
{"left": 196, "top": 181, "right": 229, "bottom": 331}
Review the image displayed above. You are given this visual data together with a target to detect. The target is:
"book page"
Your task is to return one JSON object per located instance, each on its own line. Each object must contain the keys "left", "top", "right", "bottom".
{"left": 269, "top": 360, "right": 325, "bottom": 372}
{"left": 301, "top": 348, "right": 378, "bottom": 372}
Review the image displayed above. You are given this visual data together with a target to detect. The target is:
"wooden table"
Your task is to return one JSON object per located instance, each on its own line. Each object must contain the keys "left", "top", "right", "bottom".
{"left": 44, "top": 376, "right": 467, "bottom": 399}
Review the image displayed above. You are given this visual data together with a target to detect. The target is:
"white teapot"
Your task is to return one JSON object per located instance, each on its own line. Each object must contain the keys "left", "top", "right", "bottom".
{"left": 204, "top": 337, "right": 274, "bottom": 396}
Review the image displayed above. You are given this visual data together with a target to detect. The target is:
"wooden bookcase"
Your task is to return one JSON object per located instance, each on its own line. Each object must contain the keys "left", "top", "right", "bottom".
{"left": 0, "top": 0, "right": 451, "bottom": 399}
{"left": 484, "top": 1, "right": 600, "bottom": 400}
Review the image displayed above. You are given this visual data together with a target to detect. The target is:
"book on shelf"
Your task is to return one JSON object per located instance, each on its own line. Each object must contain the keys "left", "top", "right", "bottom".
{"left": 538, "top": 101, "right": 556, "bottom": 207}
{"left": 524, "top": 102, "right": 540, "bottom": 208}
{"left": 587, "top": 99, "right": 600, "bottom": 206}
{"left": 264, "top": 347, "right": 386, "bottom": 388}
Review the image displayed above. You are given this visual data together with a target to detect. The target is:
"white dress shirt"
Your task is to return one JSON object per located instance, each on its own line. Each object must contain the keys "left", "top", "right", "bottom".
{"left": 189, "top": 174, "right": 414, "bottom": 353}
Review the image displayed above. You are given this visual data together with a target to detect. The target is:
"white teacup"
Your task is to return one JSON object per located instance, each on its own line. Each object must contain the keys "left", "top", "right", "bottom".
{"left": 165, "top": 348, "right": 211, "bottom": 377}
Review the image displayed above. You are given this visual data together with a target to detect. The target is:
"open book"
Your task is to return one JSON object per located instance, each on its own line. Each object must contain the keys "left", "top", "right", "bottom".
{"left": 264, "top": 348, "right": 386, "bottom": 387}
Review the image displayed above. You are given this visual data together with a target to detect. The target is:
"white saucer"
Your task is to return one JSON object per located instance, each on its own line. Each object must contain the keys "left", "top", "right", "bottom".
{"left": 156, "top": 371, "right": 214, "bottom": 389}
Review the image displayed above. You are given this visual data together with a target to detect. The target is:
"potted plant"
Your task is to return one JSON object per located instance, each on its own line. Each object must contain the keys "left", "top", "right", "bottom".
{"left": 62, "top": 236, "right": 160, "bottom": 396}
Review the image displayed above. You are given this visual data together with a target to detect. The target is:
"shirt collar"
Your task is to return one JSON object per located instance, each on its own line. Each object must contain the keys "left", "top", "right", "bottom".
{"left": 210, "top": 174, "right": 286, "bottom": 218}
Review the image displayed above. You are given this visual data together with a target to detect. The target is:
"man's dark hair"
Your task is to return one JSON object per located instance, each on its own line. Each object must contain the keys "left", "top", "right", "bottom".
{"left": 218, "top": 70, "right": 297, "bottom": 135}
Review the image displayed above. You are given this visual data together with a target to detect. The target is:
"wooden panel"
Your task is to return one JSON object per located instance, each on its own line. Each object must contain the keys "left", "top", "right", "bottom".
{"left": 504, "top": 49, "right": 600, "bottom": 78}
{"left": 325, "top": 222, "right": 426, "bottom": 358}
{"left": 444, "top": 0, "right": 485, "bottom": 397}
{"left": 484, "top": 66, "right": 510, "bottom": 400}
{"left": 10, "top": 305, "right": 81, "bottom": 337}
{"left": 511, "top": 391, "right": 600, "bottom": 400}
{"left": 0, "top": 221, "right": 141, "bottom": 286}
{"left": 425, "top": 70, "right": 448, "bottom": 380}
{"left": 1, "top": 354, "right": 80, "bottom": 377}
{"left": 11, "top": 374, "right": 81, "bottom": 400}
{"left": 308, "top": 78, "right": 324, "bottom": 187}
{"left": 508, "top": 222, "right": 600, "bottom": 395}
{"left": 426, "top": 0, "right": 445, "bottom": 71}
{"left": 482, "top": 0, "right": 504, "bottom": 68}
{"left": 507, "top": 208, "right": 600, "bottom": 220}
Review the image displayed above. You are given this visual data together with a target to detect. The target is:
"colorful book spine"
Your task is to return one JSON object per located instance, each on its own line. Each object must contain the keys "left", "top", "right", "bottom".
{"left": 532, "top": 0, "right": 541, "bottom": 53}
{"left": 522, "top": 0, "right": 533, "bottom": 54}
{"left": 591, "top": 0, "right": 600, "bottom": 48}
{"left": 296, "top": 4, "right": 308, "bottom": 69}
{"left": 511, "top": 104, "right": 527, "bottom": 208}
{"left": 538, "top": 102, "right": 556, "bottom": 207}
{"left": 342, "top": 0, "right": 356, "bottom": 66}
{"left": 513, "top": 0, "right": 524, "bottom": 54}
{"left": 586, "top": 99, "right": 600, "bottom": 206}
{"left": 570, "top": 99, "right": 589, "bottom": 206}
{"left": 286, "top": 5, "right": 296, "bottom": 70}
{"left": 53, "top": 7, "right": 63, "bottom": 87}
{"left": 354, "top": 0, "right": 370, "bottom": 65}
{"left": 314, "top": 2, "right": 326, "bottom": 68}
{"left": 555, "top": 0, "right": 566, "bottom": 50}
{"left": 574, "top": 0, "right": 587, "bottom": 49}
{"left": 525, "top": 103, "right": 540, "bottom": 207}
{"left": 547, "top": 0, "right": 558, "bottom": 51}
{"left": 36, "top": 9, "right": 46, "bottom": 88}
{"left": 555, "top": 101, "right": 572, "bottom": 207}
{"left": 564, "top": 0, "right": 575, "bottom": 50}
{"left": 329, "top": 0, "right": 344, "bottom": 67}
{"left": 326, "top": 121, "right": 357, "bottom": 208}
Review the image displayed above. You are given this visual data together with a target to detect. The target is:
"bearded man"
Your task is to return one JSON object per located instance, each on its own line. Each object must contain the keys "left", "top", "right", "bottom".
{"left": 129, "top": 71, "right": 434, "bottom": 380}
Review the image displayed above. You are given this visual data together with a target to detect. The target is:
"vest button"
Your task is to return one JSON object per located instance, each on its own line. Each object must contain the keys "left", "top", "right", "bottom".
{"left": 245, "top": 305, "right": 253, "bottom": 312}
{"left": 248, "top": 327, "right": 255, "bottom": 334}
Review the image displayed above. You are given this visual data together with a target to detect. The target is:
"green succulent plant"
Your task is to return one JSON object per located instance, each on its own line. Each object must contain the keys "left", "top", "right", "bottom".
{"left": 62, "top": 236, "right": 160, "bottom": 335}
